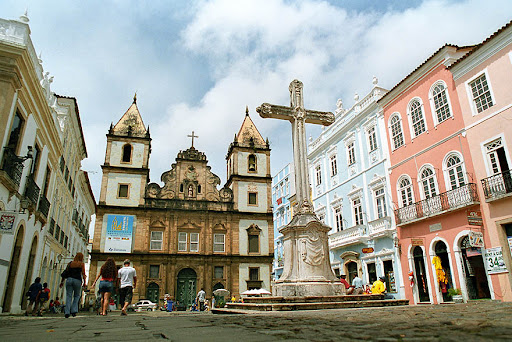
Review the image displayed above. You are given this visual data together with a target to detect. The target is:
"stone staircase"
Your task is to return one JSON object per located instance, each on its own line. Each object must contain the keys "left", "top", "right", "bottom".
{"left": 220, "top": 294, "right": 409, "bottom": 312}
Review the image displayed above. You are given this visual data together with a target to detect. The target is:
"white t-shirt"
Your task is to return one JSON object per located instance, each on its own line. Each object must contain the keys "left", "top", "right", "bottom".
{"left": 118, "top": 266, "right": 137, "bottom": 288}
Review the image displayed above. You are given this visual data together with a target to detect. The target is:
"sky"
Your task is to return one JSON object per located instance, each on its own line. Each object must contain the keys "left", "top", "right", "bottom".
{"left": 2, "top": 0, "right": 511, "bottom": 234}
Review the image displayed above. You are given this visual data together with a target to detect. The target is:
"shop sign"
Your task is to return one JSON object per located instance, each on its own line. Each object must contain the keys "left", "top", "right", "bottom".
{"left": 0, "top": 212, "right": 17, "bottom": 235}
{"left": 469, "top": 231, "right": 484, "bottom": 248}
{"left": 484, "top": 247, "right": 508, "bottom": 274}
{"left": 467, "top": 210, "right": 483, "bottom": 226}
{"left": 104, "top": 214, "right": 134, "bottom": 253}
{"left": 466, "top": 248, "right": 482, "bottom": 257}
{"left": 362, "top": 247, "right": 374, "bottom": 254}
{"left": 411, "top": 238, "right": 424, "bottom": 246}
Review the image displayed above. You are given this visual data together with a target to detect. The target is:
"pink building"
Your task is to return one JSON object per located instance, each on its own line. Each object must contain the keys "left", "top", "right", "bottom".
{"left": 449, "top": 21, "right": 512, "bottom": 302}
{"left": 378, "top": 45, "right": 490, "bottom": 304}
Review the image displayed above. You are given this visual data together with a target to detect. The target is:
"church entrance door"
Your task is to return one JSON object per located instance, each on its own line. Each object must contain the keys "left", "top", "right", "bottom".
{"left": 176, "top": 268, "right": 196, "bottom": 310}
{"left": 146, "top": 282, "right": 159, "bottom": 305}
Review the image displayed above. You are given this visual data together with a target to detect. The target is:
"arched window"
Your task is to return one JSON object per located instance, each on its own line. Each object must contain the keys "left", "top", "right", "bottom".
{"left": 431, "top": 82, "right": 452, "bottom": 124}
{"left": 398, "top": 176, "right": 414, "bottom": 207}
{"left": 408, "top": 99, "right": 426, "bottom": 137}
{"left": 389, "top": 114, "right": 404, "bottom": 150}
{"left": 420, "top": 166, "right": 438, "bottom": 199}
{"left": 445, "top": 154, "right": 466, "bottom": 189}
{"left": 248, "top": 154, "right": 257, "bottom": 172}
{"left": 122, "top": 144, "right": 132, "bottom": 163}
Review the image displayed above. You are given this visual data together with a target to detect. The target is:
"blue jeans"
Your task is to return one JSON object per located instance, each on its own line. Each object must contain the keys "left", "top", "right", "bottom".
{"left": 65, "top": 278, "right": 82, "bottom": 315}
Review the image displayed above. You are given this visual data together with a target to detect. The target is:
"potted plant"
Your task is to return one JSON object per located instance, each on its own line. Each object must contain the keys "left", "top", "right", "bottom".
{"left": 448, "top": 288, "right": 464, "bottom": 303}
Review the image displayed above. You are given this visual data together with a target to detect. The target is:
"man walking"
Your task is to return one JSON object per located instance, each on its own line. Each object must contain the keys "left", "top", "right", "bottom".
{"left": 196, "top": 288, "right": 206, "bottom": 311}
{"left": 25, "top": 277, "right": 42, "bottom": 316}
{"left": 118, "top": 259, "right": 137, "bottom": 316}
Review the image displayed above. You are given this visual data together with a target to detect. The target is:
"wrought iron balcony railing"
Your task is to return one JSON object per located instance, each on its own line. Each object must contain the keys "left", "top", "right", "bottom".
{"left": 24, "top": 176, "right": 40, "bottom": 206}
{"left": 37, "top": 195, "right": 50, "bottom": 218}
{"left": 48, "top": 218, "right": 56, "bottom": 235}
{"left": 481, "top": 170, "right": 512, "bottom": 200}
{"left": 395, "top": 183, "right": 479, "bottom": 225}
{"left": 1, "top": 148, "right": 24, "bottom": 188}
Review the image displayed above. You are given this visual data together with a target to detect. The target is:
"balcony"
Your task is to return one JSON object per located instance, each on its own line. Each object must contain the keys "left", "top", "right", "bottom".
{"left": 24, "top": 176, "right": 40, "bottom": 208}
{"left": 481, "top": 170, "right": 512, "bottom": 201}
{"left": 0, "top": 148, "right": 24, "bottom": 192}
{"left": 395, "top": 183, "right": 479, "bottom": 225}
{"left": 329, "top": 225, "right": 367, "bottom": 249}
{"left": 368, "top": 217, "right": 394, "bottom": 238}
{"left": 37, "top": 195, "right": 50, "bottom": 220}
{"left": 48, "top": 218, "right": 55, "bottom": 235}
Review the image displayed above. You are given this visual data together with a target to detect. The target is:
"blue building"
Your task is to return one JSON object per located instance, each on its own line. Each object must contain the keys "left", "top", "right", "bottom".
{"left": 271, "top": 163, "right": 295, "bottom": 280}
{"left": 307, "top": 78, "right": 404, "bottom": 298}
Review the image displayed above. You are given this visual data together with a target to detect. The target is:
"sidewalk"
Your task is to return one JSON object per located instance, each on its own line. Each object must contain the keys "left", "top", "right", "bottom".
{"left": 1, "top": 301, "right": 511, "bottom": 341}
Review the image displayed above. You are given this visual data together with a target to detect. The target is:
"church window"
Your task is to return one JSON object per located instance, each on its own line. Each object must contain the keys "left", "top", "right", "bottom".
{"left": 178, "top": 232, "right": 187, "bottom": 251}
{"left": 197, "top": 185, "right": 201, "bottom": 193}
{"left": 249, "top": 267, "right": 259, "bottom": 281}
{"left": 150, "top": 231, "right": 163, "bottom": 250}
{"left": 248, "top": 192, "right": 257, "bottom": 205}
{"left": 214, "top": 266, "right": 224, "bottom": 279}
{"left": 247, "top": 224, "right": 261, "bottom": 253}
{"left": 149, "top": 265, "right": 160, "bottom": 278}
{"left": 122, "top": 144, "right": 132, "bottom": 163}
{"left": 214, "top": 234, "right": 225, "bottom": 252}
{"left": 190, "top": 233, "right": 199, "bottom": 252}
{"left": 180, "top": 184, "right": 184, "bottom": 192}
{"left": 408, "top": 99, "right": 426, "bottom": 137}
{"left": 117, "top": 184, "right": 129, "bottom": 198}
{"left": 248, "top": 154, "right": 257, "bottom": 172}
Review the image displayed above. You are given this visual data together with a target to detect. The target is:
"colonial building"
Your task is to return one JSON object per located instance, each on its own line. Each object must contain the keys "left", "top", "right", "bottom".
{"left": 0, "top": 13, "right": 94, "bottom": 313}
{"left": 378, "top": 44, "right": 486, "bottom": 304}
{"left": 449, "top": 21, "right": 512, "bottom": 302}
{"left": 308, "top": 79, "right": 404, "bottom": 298}
{"left": 90, "top": 103, "right": 273, "bottom": 308}
{"left": 271, "top": 162, "right": 295, "bottom": 280}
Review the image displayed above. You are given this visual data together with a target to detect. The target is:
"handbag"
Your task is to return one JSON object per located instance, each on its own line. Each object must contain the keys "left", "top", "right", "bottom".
{"left": 61, "top": 264, "right": 70, "bottom": 279}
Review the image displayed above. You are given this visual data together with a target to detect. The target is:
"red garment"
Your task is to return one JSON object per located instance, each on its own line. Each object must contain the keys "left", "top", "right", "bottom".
{"left": 340, "top": 278, "right": 350, "bottom": 289}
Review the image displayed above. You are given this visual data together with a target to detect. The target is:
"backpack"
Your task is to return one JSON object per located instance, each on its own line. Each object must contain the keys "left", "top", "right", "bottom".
{"left": 39, "top": 289, "right": 49, "bottom": 301}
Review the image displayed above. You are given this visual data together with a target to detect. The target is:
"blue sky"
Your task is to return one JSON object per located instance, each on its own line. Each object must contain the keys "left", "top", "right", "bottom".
{"left": 2, "top": 0, "right": 511, "bottom": 232}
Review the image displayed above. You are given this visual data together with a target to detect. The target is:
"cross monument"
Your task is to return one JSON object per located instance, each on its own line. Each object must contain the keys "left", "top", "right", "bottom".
{"left": 187, "top": 131, "right": 198, "bottom": 147}
{"left": 257, "top": 79, "right": 344, "bottom": 297}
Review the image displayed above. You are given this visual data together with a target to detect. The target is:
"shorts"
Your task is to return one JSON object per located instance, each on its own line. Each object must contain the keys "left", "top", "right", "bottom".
{"left": 119, "top": 286, "right": 133, "bottom": 303}
{"left": 99, "top": 280, "right": 114, "bottom": 293}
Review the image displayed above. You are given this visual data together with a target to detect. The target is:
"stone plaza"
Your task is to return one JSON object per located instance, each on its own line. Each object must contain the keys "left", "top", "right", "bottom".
{"left": 1, "top": 301, "right": 511, "bottom": 341}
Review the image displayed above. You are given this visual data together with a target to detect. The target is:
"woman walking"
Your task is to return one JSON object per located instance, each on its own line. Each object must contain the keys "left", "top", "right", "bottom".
{"left": 92, "top": 257, "right": 117, "bottom": 316}
{"left": 60, "top": 252, "right": 86, "bottom": 318}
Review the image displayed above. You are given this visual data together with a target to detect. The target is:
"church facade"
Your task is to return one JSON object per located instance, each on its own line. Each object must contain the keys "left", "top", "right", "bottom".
{"left": 89, "top": 100, "right": 273, "bottom": 308}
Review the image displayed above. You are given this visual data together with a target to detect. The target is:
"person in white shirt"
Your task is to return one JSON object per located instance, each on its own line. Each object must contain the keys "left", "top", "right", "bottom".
{"left": 118, "top": 259, "right": 137, "bottom": 316}
{"left": 196, "top": 288, "right": 206, "bottom": 311}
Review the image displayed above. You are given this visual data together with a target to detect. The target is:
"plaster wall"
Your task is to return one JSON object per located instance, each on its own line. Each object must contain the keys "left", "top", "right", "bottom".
{"left": 109, "top": 141, "right": 145, "bottom": 168}
{"left": 238, "top": 263, "right": 270, "bottom": 293}
{"left": 238, "top": 219, "right": 269, "bottom": 256}
{"left": 237, "top": 151, "right": 267, "bottom": 177}
{"left": 105, "top": 172, "right": 142, "bottom": 206}
{"left": 237, "top": 181, "right": 268, "bottom": 212}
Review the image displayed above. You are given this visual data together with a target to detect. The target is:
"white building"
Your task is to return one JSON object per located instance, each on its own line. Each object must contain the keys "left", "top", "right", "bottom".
{"left": 0, "top": 13, "right": 95, "bottom": 313}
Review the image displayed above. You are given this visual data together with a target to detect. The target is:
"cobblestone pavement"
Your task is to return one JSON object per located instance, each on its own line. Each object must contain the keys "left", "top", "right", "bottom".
{"left": 1, "top": 300, "right": 511, "bottom": 341}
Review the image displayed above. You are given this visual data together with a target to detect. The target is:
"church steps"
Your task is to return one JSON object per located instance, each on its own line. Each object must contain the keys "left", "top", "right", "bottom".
{"left": 224, "top": 299, "right": 409, "bottom": 311}
{"left": 242, "top": 294, "right": 385, "bottom": 303}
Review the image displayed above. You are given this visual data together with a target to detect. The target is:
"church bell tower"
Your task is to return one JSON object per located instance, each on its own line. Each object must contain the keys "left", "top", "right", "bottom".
{"left": 99, "top": 95, "right": 151, "bottom": 207}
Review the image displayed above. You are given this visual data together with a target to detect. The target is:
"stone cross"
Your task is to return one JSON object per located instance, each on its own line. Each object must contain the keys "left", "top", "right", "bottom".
{"left": 257, "top": 80, "right": 334, "bottom": 212}
{"left": 187, "top": 131, "right": 198, "bottom": 147}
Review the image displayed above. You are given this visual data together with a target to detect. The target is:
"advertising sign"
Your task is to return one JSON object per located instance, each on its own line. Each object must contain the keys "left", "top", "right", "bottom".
{"left": 0, "top": 212, "right": 17, "bottom": 234}
{"left": 467, "top": 210, "right": 483, "bottom": 226}
{"left": 362, "top": 247, "right": 374, "bottom": 254}
{"left": 484, "top": 247, "right": 508, "bottom": 274}
{"left": 469, "top": 231, "right": 484, "bottom": 248}
{"left": 411, "top": 238, "right": 424, "bottom": 246}
{"left": 104, "top": 214, "right": 134, "bottom": 253}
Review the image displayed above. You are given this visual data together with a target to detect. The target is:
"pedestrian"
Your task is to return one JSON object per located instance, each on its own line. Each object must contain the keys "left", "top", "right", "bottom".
{"left": 371, "top": 276, "right": 386, "bottom": 295}
{"left": 25, "top": 277, "right": 42, "bottom": 316}
{"left": 339, "top": 274, "right": 350, "bottom": 291}
{"left": 196, "top": 288, "right": 206, "bottom": 311}
{"left": 117, "top": 259, "right": 137, "bottom": 316}
{"left": 92, "top": 257, "right": 117, "bottom": 316}
{"left": 60, "top": 252, "right": 86, "bottom": 318}
{"left": 37, "top": 282, "right": 51, "bottom": 316}
{"left": 349, "top": 275, "right": 364, "bottom": 295}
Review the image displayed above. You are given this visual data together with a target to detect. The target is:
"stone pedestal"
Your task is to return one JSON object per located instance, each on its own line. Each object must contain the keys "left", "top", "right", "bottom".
{"left": 273, "top": 211, "right": 345, "bottom": 297}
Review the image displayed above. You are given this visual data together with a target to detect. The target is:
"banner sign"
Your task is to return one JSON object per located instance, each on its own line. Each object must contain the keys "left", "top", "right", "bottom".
{"left": 484, "top": 247, "right": 508, "bottom": 274}
{"left": 104, "top": 214, "right": 134, "bottom": 253}
{"left": 469, "top": 231, "right": 484, "bottom": 248}
{"left": 0, "top": 212, "right": 17, "bottom": 234}
{"left": 362, "top": 247, "right": 374, "bottom": 254}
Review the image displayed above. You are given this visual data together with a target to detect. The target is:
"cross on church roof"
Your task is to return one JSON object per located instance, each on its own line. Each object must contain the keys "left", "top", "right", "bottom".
{"left": 188, "top": 131, "right": 199, "bottom": 147}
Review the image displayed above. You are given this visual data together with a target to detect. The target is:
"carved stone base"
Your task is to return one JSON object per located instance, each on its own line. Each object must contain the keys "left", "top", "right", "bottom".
{"left": 275, "top": 212, "right": 343, "bottom": 297}
{"left": 273, "top": 281, "right": 345, "bottom": 297}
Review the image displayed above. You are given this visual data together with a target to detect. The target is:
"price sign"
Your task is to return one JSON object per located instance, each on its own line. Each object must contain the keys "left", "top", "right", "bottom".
{"left": 484, "top": 247, "right": 508, "bottom": 274}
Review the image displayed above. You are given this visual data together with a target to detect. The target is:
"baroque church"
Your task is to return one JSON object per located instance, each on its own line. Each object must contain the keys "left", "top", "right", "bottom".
{"left": 89, "top": 97, "right": 273, "bottom": 308}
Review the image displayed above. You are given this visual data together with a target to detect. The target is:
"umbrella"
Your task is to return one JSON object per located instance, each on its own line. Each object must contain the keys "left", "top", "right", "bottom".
{"left": 213, "top": 289, "right": 230, "bottom": 296}
{"left": 241, "top": 288, "right": 271, "bottom": 295}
